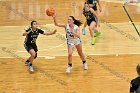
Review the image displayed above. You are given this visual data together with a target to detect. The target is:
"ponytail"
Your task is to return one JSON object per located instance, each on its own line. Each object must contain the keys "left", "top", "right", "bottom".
{"left": 69, "top": 16, "right": 82, "bottom": 27}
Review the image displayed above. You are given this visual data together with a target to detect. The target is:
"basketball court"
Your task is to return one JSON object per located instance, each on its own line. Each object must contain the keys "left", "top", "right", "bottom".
{"left": 0, "top": 0, "right": 140, "bottom": 93}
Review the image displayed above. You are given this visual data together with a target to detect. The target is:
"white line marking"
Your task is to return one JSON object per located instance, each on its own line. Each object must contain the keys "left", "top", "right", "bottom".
{"left": 38, "top": 41, "right": 66, "bottom": 51}
{"left": 17, "top": 41, "right": 66, "bottom": 52}
{"left": 0, "top": 56, "right": 56, "bottom": 59}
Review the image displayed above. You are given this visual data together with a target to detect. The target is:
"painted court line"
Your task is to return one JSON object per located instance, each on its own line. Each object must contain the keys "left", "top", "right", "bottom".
{"left": 0, "top": 56, "right": 56, "bottom": 59}
{"left": 17, "top": 41, "right": 66, "bottom": 52}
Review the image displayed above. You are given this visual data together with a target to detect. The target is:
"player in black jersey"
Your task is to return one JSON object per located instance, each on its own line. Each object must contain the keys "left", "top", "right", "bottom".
{"left": 130, "top": 64, "right": 140, "bottom": 93}
{"left": 23, "top": 20, "right": 56, "bottom": 72}
{"left": 86, "top": 0, "right": 102, "bottom": 12}
{"left": 80, "top": 4, "right": 99, "bottom": 45}
{"left": 82, "top": 0, "right": 102, "bottom": 36}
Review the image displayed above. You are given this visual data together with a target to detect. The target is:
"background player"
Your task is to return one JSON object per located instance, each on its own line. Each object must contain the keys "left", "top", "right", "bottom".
{"left": 130, "top": 64, "right": 140, "bottom": 93}
{"left": 80, "top": 4, "right": 99, "bottom": 45}
{"left": 82, "top": 0, "right": 102, "bottom": 35}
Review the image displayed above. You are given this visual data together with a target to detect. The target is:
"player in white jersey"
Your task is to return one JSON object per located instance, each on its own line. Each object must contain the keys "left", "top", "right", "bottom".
{"left": 66, "top": 24, "right": 81, "bottom": 45}
{"left": 52, "top": 14, "right": 88, "bottom": 73}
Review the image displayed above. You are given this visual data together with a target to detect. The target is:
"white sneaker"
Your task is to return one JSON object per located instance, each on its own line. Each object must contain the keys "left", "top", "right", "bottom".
{"left": 83, "top": 63, "right": 88, "bottom": 70}
{"left": 25, "top": 61, "right": 29, "bottom": 66}
{"left": 66, "top": 66, "right": 72, "bottom": 73}
{"left": 29, "top": 65, "right": 34, "bottom": 72}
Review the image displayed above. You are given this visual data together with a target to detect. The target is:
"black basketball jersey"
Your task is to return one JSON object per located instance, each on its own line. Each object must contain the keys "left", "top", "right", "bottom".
{"left": 24, "top": 28, "right": 44, "bottom": 44}
{"left": 88, "top": 0, "right": 97, "bottom": 4}
{"left": 85, "top": 0, "right": 97, "bottom": 10}
{"left": 83, "top": 9, "right": 95, "bottom": 20}
{"left": 130, "top": 76, "right": 140, "bottom": 93}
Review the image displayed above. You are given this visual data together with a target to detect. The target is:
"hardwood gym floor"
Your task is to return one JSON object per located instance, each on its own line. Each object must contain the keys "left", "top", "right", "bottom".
{"left": 0, "top": 0, "right": 140, "bottom": 93}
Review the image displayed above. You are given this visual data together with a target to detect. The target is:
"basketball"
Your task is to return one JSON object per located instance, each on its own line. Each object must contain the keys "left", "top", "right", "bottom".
{"left": 46, "top": 8, "right": 55, "bottom": 16}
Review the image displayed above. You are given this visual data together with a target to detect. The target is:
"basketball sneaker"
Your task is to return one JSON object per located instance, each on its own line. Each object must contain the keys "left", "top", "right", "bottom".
{"left": 66, "top": 66, "right": 72, "bottom": 73}
{"left": 28, "top": 63, "right": 34, "bottom": 72}
{"left": 82, "top": 28, "right": 86, "bottom": 35}
{"left": 94, "top": 31, "right": 101, "bottom": 37}
{"left": 83, "top": 63, "right": 88, "bottom": 70}
{"left": 25, "top": 60, "right": 29, "bottom": 66}
{"left": 91, "top": 38, "right": 95, "bottom": 45}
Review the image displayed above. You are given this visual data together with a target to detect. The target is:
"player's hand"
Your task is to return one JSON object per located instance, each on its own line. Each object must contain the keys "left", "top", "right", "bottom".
{"left": 99, "top": 8, "right": 102, "bottom": 12}
{"left": 52, "top": 12, "right": 56, "bottom": 18}
{"left": 96, "top": 21, "right": 100, "bottom": 27}
{"left": 70, "top": 28, "right": 74, "bottom": 32}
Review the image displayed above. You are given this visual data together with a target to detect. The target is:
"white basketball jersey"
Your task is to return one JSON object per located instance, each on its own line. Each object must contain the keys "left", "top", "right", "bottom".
{"left": 66, "top": 24, "right": 79, "bottom": 40}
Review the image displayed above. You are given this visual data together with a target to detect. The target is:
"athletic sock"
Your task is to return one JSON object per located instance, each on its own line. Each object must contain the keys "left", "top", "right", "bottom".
{"left": 29, "top": 62, "right": 32, "bottom": 66}
{"left": 68, "top": 63, "right": 72, "bottom": 67}
{"left": 83, "top": 61, "right": 86, "bottom": 64}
